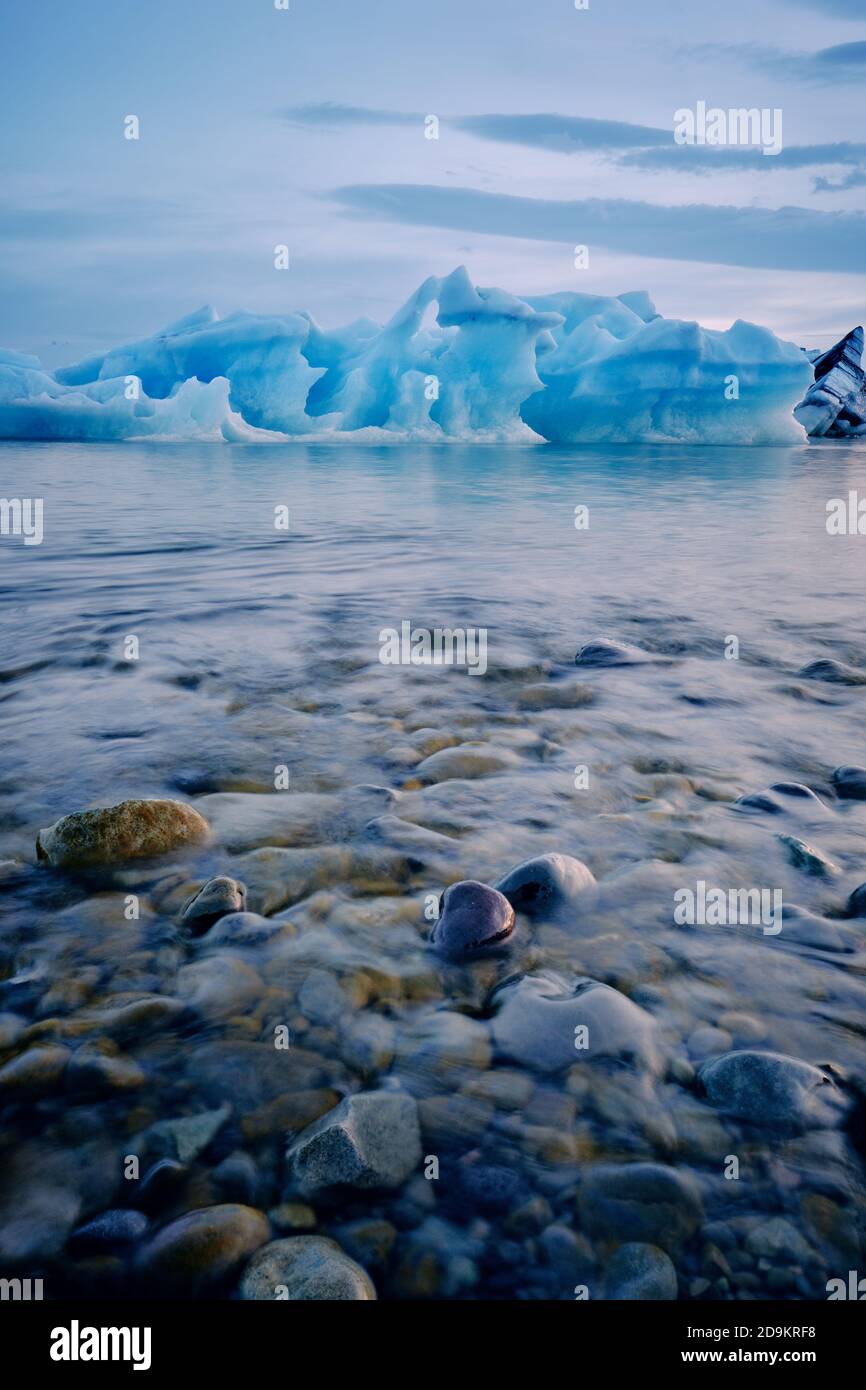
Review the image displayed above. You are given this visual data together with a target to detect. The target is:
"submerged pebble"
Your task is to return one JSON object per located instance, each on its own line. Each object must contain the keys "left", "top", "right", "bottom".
{"left": 575, "top": 639, "right": 654, "bottom": 667}
{"left": 699, "top": 1050, "right": 847, "bottom": 1130}
{"left": 490, "top": 971, "right": 660, "bottom": 1074}
{"left": 604, "top": 1242, "right": 678, "bottom": 1300}
{"left": 579, "top": 1164, "right": 702, "bottom": 1252}
{"left": 135, "top": 1203, "right": 270, "bottom": 1296}
{"left": 495, "top": 852, "right": 597, "bottom": 919}
{"left": 798, "top": 658, "right": 866, "bottom": 685}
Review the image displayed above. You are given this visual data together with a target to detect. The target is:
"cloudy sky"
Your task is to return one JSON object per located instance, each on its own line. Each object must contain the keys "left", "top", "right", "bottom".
{"left": 1, "top": 0, "right": 864, "bottom": 365}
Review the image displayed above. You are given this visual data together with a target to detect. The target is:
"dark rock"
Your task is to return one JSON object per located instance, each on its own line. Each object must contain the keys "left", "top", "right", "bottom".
{"left": 332, "top": 1218, "right": 396, "bottom": 1274}
{"left": 213, "top": 1151, "right": 261, "bottom": 1206}
{"left": 429, "top": 880, "right": 515, "bottom": 960}
{"left": 845, "top": 882, "right": 866, "bottom": 917}
{"left": 575, "top": 639, "right": 653, "bottom": 667}
{"left": 798, "top": 658, "right": 866, "bottom": 686}
{"left": 136, "top": 1158, "right": 191, "bottom": 1213}
{"left": 68, "top": 1209, "right": 148, "bottom": 1255}
{"left": 832, "top": 766, "right": 866, "bottom": 800}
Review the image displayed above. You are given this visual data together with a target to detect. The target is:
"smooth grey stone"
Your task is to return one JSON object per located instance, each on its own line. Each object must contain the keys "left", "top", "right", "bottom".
{"left": 575, "top": 639, "right": 653, "bottom": 667}
{"left": 363, "top": 815, "right": 456, "bottom": 855}
{"left": 286, "top": 1090, "right": 421, "bottom": 1197}
{"left": 605, "top": 1242, "right": 678, "bottom": 1300}
{"left": 199, "top": 911, "right": 285, "bottom": 948}
{"left": 780, "top": 905, "right": 856, "bottom": 953}
{"left": 490, "top": 970, "right": 660, "bottom": 1074}
{"left": 832, "top": 766, "right": 866, "bottom": 800}
{"left": 798, "top": 658, "right": 866, "bottom": 686}
{"left": 181, "top": 875, "right": 246, "bottom": 932}
{"left": 430, "top": 880, "right": 515, "bottom": 960}
{"left": 495, "top": 852, "right": 597, "bottom": 919}
{"left": 240, "top": 1235, "right": 376, "bottom": 1300}
{"left": 68, "top": 1209, "right": 149, "bottom": 1255}
{"left": 298, "top": 968, "right": 348, "bottom": 1025}
{"left": 578, "top": 1164, "right": 702, "bottom": 1252}
{"left": 699, "top": 1050, "right": 847, "bottom": 1130}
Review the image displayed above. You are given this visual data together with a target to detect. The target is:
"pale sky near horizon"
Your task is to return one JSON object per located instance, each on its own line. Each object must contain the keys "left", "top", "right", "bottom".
{"left": 1, "top": 0, "right": 864, "bottom": 365}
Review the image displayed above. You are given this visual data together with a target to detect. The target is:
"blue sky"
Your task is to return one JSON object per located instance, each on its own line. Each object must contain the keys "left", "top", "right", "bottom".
{"left": 1, "top": 0, "right": 864, "bottom": 364}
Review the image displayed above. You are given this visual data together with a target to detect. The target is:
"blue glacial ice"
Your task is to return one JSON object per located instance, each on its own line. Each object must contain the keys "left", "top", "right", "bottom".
{"left": 0, "top": 267, "right": 815, "bottom": 445}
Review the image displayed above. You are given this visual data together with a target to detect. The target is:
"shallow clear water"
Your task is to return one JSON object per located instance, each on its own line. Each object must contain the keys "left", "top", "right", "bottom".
{"left": 1, "top": 439, "right": 865, "bottom": 1300}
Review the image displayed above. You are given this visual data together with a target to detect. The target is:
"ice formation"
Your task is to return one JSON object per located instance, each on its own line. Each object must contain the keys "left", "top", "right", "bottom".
{"left": 0, "top": 267, "right": 818, "bottom": 445}
{"left": 793, "top": 327, "right": 866, "bottom": 438}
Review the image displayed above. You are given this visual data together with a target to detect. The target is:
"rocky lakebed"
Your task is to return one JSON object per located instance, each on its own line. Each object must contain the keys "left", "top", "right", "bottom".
{"left": 1, "top": 439, "right": 865, "bottom": 1300}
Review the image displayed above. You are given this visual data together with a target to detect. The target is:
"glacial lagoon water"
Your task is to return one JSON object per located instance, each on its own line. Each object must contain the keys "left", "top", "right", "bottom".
{"left": 1, "top": 438, "right": 865, "bottom": 1299}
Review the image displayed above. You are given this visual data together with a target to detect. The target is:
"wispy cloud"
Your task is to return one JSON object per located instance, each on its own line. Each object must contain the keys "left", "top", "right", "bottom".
{"left": 332, "top": 182, "right": 866, "bottom": 274}
{"left": 454, "top": 113, "right": 670, "bottom": 152}
{"left": 618, "top": 141, "right": 866, "bottom": 175}
{"left": 681, "top": 39, "right": 866, "bottom": 83}
{"left": 278, "top": 102, "right": 424, "bottom": 131}
{"left": 814, "top": 168, "right": 866, "bottom": 192}
{"left": 783, "top": 0, "right": 864, "bottom": 15}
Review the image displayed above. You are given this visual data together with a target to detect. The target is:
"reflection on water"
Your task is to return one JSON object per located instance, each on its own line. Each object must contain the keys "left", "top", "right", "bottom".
{"left": 0, "top": 439, "right": 865, "bottom": 1300}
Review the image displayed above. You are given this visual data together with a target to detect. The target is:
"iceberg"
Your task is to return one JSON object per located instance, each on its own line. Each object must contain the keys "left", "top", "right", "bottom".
{"left": 793, "top": 327, "right": 866, "bottom": 438}
{"left": 0, "top": 267, "right": 816, "bottom": 445}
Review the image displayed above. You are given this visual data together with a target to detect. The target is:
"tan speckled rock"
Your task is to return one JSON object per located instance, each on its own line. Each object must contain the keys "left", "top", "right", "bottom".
{"left": 239, "top": 1236, "right": 376, "bottom": 1300}
{"left": 36, "top": 799, "right": 211, "bottom": 869}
